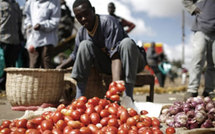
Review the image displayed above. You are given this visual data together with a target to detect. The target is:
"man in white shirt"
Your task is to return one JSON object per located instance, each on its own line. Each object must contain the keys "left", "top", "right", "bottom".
{"left": 23, "top": 0, "right": 61, "bottom": 68}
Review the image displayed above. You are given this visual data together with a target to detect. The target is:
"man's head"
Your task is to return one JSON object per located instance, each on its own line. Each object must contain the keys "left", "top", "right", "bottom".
{"left": 108, "top": 2, "right": 115, "bottom": 15}
{"left": 151, "top": 42, "right": 156, "bottom": 48}
{"left": 73, "top": 0, "right": 96, "bottom": 31}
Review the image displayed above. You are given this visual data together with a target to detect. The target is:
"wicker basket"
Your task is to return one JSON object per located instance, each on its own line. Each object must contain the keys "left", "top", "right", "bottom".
{"left": 64, "top": 67, "right": 111, "bottom": 99}
{"left": 5, "top": 67, "right": 67, "bottom": 106}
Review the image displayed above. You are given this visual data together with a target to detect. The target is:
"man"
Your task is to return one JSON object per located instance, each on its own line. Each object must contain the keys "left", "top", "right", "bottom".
{"left": 183, "top": 0, "right": 215, "bottom": 99}
{"left": 0, "top": 0, "right": 22, "bottom": 90}
{"left": 147, "top": 42, "right": 165, "bottom": 87}
{"left": 108, "top": 2, "right": 136, "bottom": 33}
{"left": 57, "top": 0, "right": 147, "bottom": 101}
{"left": 23, "top": 0, "right": 61, "bottom": 68}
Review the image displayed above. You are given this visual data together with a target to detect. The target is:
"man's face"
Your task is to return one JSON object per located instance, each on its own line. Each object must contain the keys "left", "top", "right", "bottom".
{"left": 73, "top": 3, "right": 95, "bottom": 31}
{"left": 108, "top": 4, "right": 115, "bottom": 15}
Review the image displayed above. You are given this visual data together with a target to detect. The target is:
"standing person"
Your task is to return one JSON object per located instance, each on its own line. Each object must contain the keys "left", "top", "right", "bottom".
{"left": 57, "top": 0, "right": 147, "bottom": 101}
{"left": 183, "top": 0, "right": 215, "bottom": 99}
{"left": 108, "top": 2, "right": 135, "bottom": 33}
{"left": 147, "top": 42, "right": 165, "bottom": 87}
{"left": 23, "top": 0, "right": 61, "bottom": 68}
{"left": 0, "top": 0, "right": 22, "bottom": 91}
{"left": 58, "top": 0, "right": 75, "bottom": 41}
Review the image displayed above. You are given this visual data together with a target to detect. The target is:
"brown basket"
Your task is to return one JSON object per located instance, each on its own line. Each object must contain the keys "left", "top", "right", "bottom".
{"left": 64, "top": 67, "right": 111, "bottom": 99}
{"left": 5, "top": 67, "right": 67, "bottom": 106}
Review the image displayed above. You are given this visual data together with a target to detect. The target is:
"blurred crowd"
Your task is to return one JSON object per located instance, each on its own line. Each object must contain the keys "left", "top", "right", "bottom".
{"left": 0, "top": 0, "right": 76, "bottom": 90}
{"left": 0, "top": 0, "right": 187, "bottom": 91}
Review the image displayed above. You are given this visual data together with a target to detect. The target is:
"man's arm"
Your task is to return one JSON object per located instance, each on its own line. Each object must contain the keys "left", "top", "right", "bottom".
{"left": 121, "top": 18, "right": 136, "bottom": 33}
{"left": 38, "top": 0, "right": 61, "bottom": 32}
{"left": 23, "top": 0, "right": 32, "bottom": 31}
{"left": 182, "top": 0, "right": 200, "bottom": 15}
{"left": 56, "top": 56, "right": 74, "bottom": 69}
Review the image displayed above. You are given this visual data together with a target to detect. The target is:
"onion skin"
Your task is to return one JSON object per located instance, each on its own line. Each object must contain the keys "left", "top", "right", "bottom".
{"left": 195, "top": 111, "right": 206, "bottom": 124}
{"left": 204, "top": 97, "right": 212, "bottom": 104}
{"left": 206, "top": 102, "right": 214, "bottom": 112}
{"left": 201, "top": 119, "right": 213, "bottom": 128}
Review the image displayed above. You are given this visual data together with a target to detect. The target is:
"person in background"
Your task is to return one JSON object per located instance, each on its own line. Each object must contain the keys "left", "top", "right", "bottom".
{"left": 57, "top": 0, "right": 147, "bottom": 101}
{"left": 23, "top": 0, "right": 61, "bottom": 68}
{"left": 108, "top": 2, "right": 135, "bottom": 33}
{"left": 183, "top": 0, "right": 215, "bottom": 99}
{"left": 147, "top": 42, "right": 166, "bottom": 87}
{"left": 58, "top": 0, "right": 75, "bottom": 41}
{"left": 0, "top": 0, "right": 22, "bottom": 91}
{"left": 181, "top": 67, "right": 188, "bottom": 85}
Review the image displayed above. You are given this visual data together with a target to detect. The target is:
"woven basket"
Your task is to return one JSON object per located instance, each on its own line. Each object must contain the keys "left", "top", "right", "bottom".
{"left": 5, "top": 67, "right": 67, "bottom": 106}
{"left": 64, "top": 67, "right": 111, "bottom": 99}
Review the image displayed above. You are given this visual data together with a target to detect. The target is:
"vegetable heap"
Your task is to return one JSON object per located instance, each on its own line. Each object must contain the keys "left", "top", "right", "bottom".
{"left": 0, "top": 81, "right": 176, "bottom": 134}
{"left": 159, "top": 96, "right": 215, "bottom": 129}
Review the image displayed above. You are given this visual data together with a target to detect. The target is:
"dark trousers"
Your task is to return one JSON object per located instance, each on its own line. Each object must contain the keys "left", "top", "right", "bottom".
{"left": 28, "top": 45, "right": 54, "bottom": 69}
{"left": 0, "top": 42, "right": 21, "bottom": 90}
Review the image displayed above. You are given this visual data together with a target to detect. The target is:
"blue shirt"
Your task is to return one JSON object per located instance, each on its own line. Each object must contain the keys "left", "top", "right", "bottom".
{"left": 70, "top": 15, "right": 128, "bottom": 61}
{"left": 24, "top": 0, "right": 61, "bottom": 48}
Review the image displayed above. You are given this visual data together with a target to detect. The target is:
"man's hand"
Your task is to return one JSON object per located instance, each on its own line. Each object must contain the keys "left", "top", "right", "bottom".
{"left": 34, "top": 24, "right": 40, "bottom": 30}
{"left": 56, "top": 57, "right": 74, "bottom": 69}
{"left": 193, "top": 7, "right": 200, "bottom": 15}
{"left": 56, "top": 64, "right": 63, "bottom": 69}
{"left": 28, "top": 45, "right": 35, "bottom": 53}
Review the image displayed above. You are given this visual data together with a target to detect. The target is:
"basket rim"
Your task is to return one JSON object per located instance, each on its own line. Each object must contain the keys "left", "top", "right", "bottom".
{"left": 4, "top": 67, "right": 71, "bottom": 72}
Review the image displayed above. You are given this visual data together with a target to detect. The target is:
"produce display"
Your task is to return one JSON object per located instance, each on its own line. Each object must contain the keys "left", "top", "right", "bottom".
{"left": 159, "top": 96, "right": 215, "bottom": 129}
{"left": 0, "top": 81, "right": 176, "bottom": 134}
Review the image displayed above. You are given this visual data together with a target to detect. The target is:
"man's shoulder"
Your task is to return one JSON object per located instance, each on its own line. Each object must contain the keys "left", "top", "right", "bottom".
{"left": 99, "top": 15, "right": 120, "bottom": 26}
{"left": 99, "top": 15, "right": 118, "bottom": 21}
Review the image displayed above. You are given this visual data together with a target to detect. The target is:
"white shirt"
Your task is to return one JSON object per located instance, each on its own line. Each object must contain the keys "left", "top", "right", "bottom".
{"left": 24, "top": 0, "right": 61, "bottom": 48}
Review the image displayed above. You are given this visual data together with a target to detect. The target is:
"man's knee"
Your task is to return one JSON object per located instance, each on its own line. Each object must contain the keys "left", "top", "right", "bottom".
{"left": 79, "top": 40, "right": 94, "bottom": 51}
{"left": 120, "top": 38, "right": 136, "bottom": 49}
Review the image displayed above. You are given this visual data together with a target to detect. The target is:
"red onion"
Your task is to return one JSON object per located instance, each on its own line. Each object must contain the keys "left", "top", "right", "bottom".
{"left": 174, "top": 112, "right": 188, "bottom": 127}
{"left": 186, "top": 110, "right": 195, "bottom": 118}
{"left": 191, "top": 96, "right": 204, "bottom": 107}
{"left": 195, "top": 104, "right": 205, "bottom": 111}
{"left": 169, "top": 105, "right": 182, "bottom": 115}
{"left": 212, "top": 121, "right": 215, "bottom": 127}
{"left": 207, "top": 113, "right": 215, "bottom": 120}
{"left": 189, "top": 121, "right": 199, "bottom": 129}
{"left": 201, "top": 119, "right": 213, "bottom": 128}
{"left": 183, "top": 103, "right": 191, "bottom": 113}
{"left": 195, "top": 111, "right": 206, "bottom": 124}
{"left": 206, "top": 102, "right": 214, "bottom": 111}
{"left": 204, "top": 96, "right": 212, "bottom": 103}
{"left": 208, "top": 108, "right": 215, "bottom": 114}
{"left": 165, "top": 116, "right": 175, "bottom": 127}
{"left": 159, "top": 114, "right": 168, "bottom": 123}
{"left": 186, "top": 118, "right": 199, "bottom": 129}
{"left": 159, "top": 96, "right": 215, "bottom": 129}
{"left": 161, "top": 108, "right": 169, "bottom": 115}
{"left": 186, "top": 97, "right": 193, "bottom": 104}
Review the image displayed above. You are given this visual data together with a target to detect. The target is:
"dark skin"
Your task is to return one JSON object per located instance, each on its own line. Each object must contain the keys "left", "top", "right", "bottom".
{"left": 57, "top": 3, "right": 122, "bottom": 81}
{"left": 34, "top": 24, "right": 40, "bottom": 30}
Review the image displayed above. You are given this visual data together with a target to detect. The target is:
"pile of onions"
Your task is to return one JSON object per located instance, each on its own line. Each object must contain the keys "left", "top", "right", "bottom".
{"left": 159, "top": 96, "right": 215, "bottom": 129}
